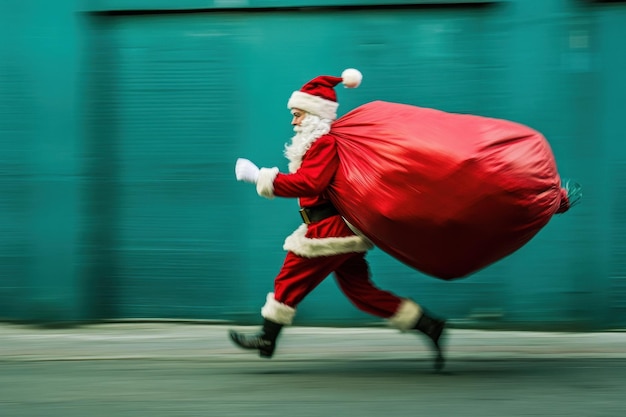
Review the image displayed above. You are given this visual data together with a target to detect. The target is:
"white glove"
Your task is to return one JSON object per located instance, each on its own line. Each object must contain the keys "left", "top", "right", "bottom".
{"left": 235, "top": 158, "right": 260, "bottom": 184}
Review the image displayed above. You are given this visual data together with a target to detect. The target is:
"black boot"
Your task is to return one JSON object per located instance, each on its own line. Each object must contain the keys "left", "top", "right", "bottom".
{"left": 414, "top": 311, "right": 446, "bottom": 371}
{"left": 229, "top": 319, "right": 283, "bottom": 358}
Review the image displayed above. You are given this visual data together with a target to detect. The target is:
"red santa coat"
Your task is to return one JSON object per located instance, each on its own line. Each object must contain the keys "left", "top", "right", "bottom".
{"left": 256, "top": 135, "right": 373, "bottom": 257}
{"left": 254, "top": 134, "right": 411, "bottom": 326}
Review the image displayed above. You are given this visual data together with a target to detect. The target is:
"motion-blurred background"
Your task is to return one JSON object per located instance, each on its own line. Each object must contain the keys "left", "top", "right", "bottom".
{"left": 0, "top": 0, "right": 623, "bottom": 330}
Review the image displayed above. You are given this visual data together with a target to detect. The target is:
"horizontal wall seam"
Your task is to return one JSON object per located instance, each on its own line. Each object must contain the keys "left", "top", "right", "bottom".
{"left": 86, "top": 2, "right": 499, "bottom": 16}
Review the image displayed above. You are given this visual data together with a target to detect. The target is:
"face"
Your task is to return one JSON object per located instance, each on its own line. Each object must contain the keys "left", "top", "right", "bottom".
{"left": 291, "top": 108, "right": 307, "bottom": 127}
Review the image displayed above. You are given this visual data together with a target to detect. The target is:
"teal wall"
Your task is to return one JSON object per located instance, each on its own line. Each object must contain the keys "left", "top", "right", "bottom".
{"left": 1, "top": 0, "right": 624, "bottom": 329}
{"left": 0, "top": 1, "right": 85, "bottom": 322}
{"left": 596, "top": 4, "right": 626, "bottom": 329}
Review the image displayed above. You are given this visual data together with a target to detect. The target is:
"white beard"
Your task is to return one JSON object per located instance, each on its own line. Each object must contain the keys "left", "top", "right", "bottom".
{"left": 284, "top": 114, "right": 332, "bottom": 173}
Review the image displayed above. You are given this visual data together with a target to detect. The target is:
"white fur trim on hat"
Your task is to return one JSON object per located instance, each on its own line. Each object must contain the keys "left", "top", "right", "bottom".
{"left": 283, "top": 224, "right": 374, "bottom": 257}
{"left": 287, "top": 91, "right": 339, "bottom": 120}
{"left": 261, "top": 292, "right": 296, "bottom": 325}
{"left": 387, "top": 299, "right": 422, "bottom": 331}
{"left": 256, "top": 167, "right": 279, "bottom": 199}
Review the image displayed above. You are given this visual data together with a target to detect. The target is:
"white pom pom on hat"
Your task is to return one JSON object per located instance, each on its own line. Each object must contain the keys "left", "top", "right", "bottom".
{"left": 341, "top": 68, "right": 363, "bottom": 88}
{"left": 287, "top": 68, "right": 363, "bottom": 120}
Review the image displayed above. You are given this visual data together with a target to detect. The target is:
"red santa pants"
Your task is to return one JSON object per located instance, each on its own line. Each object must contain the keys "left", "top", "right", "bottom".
{"left": 273, "top": 251, "right": 402, "bottom": 318}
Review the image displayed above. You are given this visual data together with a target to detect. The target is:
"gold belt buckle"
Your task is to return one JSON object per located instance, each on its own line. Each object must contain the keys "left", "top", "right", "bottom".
{"left": 299, "top": 208, "right": 311, "bottom": 224}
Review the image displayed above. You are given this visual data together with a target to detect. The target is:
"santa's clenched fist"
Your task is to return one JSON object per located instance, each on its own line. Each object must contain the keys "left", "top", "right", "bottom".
{"left": 235, "top": 158, "right": 260, "bottom": 184}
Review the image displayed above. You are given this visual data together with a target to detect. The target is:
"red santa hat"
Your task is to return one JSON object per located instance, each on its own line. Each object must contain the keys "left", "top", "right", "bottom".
{"left": 287, "top": 68, "right": 363, "bottom": 120}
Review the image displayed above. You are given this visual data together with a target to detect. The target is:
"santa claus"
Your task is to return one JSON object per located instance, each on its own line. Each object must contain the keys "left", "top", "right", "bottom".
{"left": 230, "top": 68, "right": 446, "bottom": 370}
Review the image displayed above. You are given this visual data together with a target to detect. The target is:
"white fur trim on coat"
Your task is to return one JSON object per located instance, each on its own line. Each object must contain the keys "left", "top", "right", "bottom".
{"left": 387, "top": 299, "right": 422, "bottom": 331}
{"left": 283, "top": 223, "right": 374, "bottom": 258}
{"left": 256, "top": 167, "right": 279, "bottom": 199}
{"left": 287, "top": 91, "right": 339, "bottom": 120}
{"left": 261, "top": 292, "right": 296, "bottom": 325}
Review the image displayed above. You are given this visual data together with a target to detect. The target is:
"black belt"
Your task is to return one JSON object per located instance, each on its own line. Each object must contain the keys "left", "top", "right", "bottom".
{"left": 299, "top": 203, "right": 339, "bottom": 224}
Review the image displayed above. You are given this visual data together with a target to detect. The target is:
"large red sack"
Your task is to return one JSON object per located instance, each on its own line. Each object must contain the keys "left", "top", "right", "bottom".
{"left": 327, "top": 101, "right": 570, "bottom": 280}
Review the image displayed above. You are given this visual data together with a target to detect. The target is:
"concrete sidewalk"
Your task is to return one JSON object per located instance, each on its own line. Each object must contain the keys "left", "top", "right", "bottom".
{"left": 1, "top": 322, "right": 625, "bottom": 362}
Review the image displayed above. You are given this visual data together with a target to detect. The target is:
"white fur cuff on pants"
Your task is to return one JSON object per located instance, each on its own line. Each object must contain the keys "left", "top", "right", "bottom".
{"left": 387, "top": 299, "right": 422, "bottom": 331}
{"left": 261, "top": 292, "right": 296, "bottom": 325}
